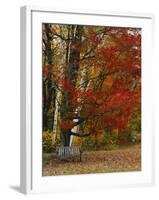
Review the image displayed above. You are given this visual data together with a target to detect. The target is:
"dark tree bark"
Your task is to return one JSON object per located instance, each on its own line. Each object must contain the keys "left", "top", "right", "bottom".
{"left": 42, "top": 24, "right": 56, "bottom": 131}
{"left": 69, "top": 25, "right": 83, "bottom": 85}
{"left": 60, "top": 25, "right": 83, "bottom": 146}
{"left": 45, "top": 24, "right": 53, "bottom": 65}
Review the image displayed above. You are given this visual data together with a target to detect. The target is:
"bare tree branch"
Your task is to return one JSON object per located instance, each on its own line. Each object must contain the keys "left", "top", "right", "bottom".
{"left": 70, "top": 131, "right": 91, "bottom": 137}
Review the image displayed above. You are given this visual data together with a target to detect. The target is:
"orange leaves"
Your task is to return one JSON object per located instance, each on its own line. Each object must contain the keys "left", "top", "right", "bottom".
{"left": 61, "top": 120, "right": 74, "bottom": 130}
{"left": 43, "top": 64, "right": 63, "bottom": 81}
{"left": 60, "top": 78, "right": 75, "bottom": 92}
{"left": 92, "top": 130, "right": 103, "bottom": 138}
{"left": 43, "top": 64, "right": 53, "bottom": 77}
{"left": 110, "top": 28, "right": 141, "bottom": 50}
{"left": 100, "top": 46, "right": 117, "bottom": 61}
{"left": 43, "top": 25, "right": 141, "bottom": 136}
{"left": 94, "top": 28, "right": 141, "bottom": 80}
{"left": 107, "top": 89, "right": 133, "bottom": 107}
{"left": 83, "top": 27, "right": 101, "bottom": 45}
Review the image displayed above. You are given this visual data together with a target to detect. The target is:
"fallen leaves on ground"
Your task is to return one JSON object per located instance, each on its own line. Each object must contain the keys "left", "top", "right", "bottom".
{"left": 43, "top": 144, "right": 141, "bottom": 176}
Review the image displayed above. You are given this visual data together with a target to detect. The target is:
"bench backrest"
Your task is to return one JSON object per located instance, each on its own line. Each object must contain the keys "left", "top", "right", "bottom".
{"left": 56, "top": 146, "right": 82, "bottom": 158}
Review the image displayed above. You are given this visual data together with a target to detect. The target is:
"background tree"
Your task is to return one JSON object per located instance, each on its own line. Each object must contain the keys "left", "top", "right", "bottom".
{"left": 42, "top": 24, "right": 56, "bottom": 131}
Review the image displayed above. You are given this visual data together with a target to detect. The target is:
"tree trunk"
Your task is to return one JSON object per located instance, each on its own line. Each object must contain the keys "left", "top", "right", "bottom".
{"left": 60, "top": 130, "right": 71, "bottom": 146}
{"left": 42, "top": 24, "right": 56, "bottom": 131}
{"left": 52, "top": 89, "right": 62, "bottom": 144}
{"left": 68, "top": 25, "right": 83, "bottom": 85}
{"left": 60, "top": 25, "right": 83, "bottom": 146}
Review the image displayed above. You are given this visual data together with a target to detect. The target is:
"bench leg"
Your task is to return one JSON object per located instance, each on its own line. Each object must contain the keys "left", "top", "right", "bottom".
{"left": 80, "top": 153, "right": 82, "bottom": 162}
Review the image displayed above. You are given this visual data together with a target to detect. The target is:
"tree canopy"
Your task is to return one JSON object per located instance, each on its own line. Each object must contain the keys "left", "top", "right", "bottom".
{"left": 42, "top": 24, "right": 141, "bottom": 147}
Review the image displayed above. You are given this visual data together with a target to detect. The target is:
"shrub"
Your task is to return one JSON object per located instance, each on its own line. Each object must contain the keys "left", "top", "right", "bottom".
{"left": 42, "top": 131, "right": 54, "bottom": 153}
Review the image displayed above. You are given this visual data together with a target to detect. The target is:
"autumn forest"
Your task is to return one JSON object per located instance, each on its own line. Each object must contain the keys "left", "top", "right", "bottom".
{"left": 42, "top": 23, "right": 141, "bottom": 176}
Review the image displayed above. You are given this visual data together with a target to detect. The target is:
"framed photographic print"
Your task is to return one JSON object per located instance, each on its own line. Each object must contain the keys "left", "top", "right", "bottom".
{"left": 20, "top": 6, "right": 154, "bottom": 194}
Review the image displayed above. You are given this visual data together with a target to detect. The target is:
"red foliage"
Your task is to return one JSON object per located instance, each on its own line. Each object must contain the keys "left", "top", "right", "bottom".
{"left": 61, "top": 120, "right": 74, "bottom": 130}
{"left": 58, "top": 28, "right": 141, "bottom": 135}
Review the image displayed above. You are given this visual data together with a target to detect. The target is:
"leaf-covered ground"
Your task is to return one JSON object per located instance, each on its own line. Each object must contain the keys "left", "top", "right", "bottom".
{"left": 43, "top": 144, "right": 141, "bottom": 176}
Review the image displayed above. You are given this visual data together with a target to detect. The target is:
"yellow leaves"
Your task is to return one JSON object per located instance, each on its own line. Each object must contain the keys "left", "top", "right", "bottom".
{"left": 72, "top": 136, "right": 82, "bottom": 145}
{"left": 42, "top": 131, "right": 53, "bottom": 153}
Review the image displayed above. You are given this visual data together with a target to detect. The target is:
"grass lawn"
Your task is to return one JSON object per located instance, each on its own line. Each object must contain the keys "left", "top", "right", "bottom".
{"left": 42, "top": 144, "right": 141, "bottom": 176}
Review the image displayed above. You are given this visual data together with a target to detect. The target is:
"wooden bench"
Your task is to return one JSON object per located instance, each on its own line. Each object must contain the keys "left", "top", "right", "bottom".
{"left": 56, "top": 146, "right": 83, "bottom": 161}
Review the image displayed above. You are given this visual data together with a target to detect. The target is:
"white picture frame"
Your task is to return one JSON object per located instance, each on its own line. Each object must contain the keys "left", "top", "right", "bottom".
{"left": 20, "top": 5, "right": 154, "bottom": 194}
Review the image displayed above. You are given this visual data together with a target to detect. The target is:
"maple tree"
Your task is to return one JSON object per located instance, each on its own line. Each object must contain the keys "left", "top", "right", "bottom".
{"left": 42, "top": 24, "right": 141, "bottom": 147}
